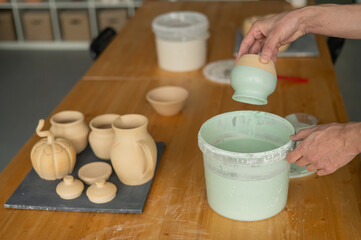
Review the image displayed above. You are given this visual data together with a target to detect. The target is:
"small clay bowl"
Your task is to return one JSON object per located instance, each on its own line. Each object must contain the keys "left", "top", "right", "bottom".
{"left": 230, "top": 54, "right": 277, "bottom": 105}
{"left": 78, "top": 162, "right": 112, "bottom": 185}
{"left": 146, "top": 86, "right": 189, "bottom": 116}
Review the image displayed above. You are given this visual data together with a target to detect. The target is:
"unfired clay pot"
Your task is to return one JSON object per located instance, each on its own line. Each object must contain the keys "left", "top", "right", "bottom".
{"left": 110, "top": 114, "right": 157, "bottom": 186}
{"left": 50, "top": 110, "right": 89, "bottom": 153}
{"left": 31, "top": 119, "right": 76, "bottom": 180}
{"left": 89, "top": 113, "right": 120, "bottom": 160}
{"left": 146, "top": 86, "right": 189, "bottom": 116}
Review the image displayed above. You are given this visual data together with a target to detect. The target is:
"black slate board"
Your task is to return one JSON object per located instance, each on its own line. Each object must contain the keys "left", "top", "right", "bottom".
{"left": 4, "top": 142, "right": 165, "bottom": 214}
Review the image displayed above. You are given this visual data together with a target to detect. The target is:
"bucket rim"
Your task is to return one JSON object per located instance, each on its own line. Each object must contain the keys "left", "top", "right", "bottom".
{"left": 198, "top": 110, "right": 295, "bottom": 166}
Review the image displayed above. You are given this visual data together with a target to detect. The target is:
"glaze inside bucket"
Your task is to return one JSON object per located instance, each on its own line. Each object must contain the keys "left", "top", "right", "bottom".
{"left": 198, "top": 111, "right": 295, "bottom": 221}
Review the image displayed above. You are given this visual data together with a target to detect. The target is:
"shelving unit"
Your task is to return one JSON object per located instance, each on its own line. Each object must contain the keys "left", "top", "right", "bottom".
{"left": 0, "top": 0, "right": 143, "bottom": 49}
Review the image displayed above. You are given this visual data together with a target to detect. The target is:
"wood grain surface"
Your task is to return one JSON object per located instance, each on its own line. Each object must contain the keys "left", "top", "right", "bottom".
{"left": 1, "top": 1, "right": 360, "bottom": 240}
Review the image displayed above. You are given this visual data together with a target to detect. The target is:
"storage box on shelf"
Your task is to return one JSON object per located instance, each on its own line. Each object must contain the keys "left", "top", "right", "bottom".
{"left": 22, "top": 10, "right": 53, "bottom": 41}
{"left": 24, "top": 0, "right": 45, "bottom": 3}
{"left": 97, "top": 8, "right": 127, "bottom": 32}
{"left": 0, "top": 11, "right": 16, "bottom": 41}
{"left": 59, "top": 11, "right": 90, "bottom": 41}
{"left": 0, "top": 0, "right": 142, "bottom": 49}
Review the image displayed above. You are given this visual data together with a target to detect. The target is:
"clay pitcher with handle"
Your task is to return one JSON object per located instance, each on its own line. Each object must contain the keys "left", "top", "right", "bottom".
{"left": 110, "top": 114, "right": 157, "bottom": 186}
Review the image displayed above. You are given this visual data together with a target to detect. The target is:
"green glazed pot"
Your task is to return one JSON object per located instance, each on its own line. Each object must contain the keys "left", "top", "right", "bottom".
{"left": 230, "top": 65, "right": 277, "bottom": 105}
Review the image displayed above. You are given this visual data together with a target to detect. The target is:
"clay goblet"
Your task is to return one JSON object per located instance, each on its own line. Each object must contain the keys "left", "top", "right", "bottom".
{"left": 146, "top": 86, "right": 189, "bottom": 116}
{"left": 230, "top": 54, "right": 277, "bottom": 105}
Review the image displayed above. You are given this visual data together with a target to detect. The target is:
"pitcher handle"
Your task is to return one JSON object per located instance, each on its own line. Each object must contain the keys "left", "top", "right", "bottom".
{"left": 137, "top": 140, "right": 154, "bottom": 177}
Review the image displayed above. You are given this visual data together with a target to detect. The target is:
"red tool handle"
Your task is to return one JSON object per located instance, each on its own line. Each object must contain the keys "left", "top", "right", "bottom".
{"left": 277, "top": 75, "right": 309, "bottom": 83}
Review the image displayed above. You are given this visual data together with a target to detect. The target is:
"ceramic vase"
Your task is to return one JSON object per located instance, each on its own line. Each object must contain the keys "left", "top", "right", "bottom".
{"left": 50, "top": 110, "right": 89, "bottom": 153}
{"left": 89, "top": 113, "right": 120, "bottom": 160}
{"left": 230, "top": 54, "right": 277, "bottom": 105}
{"left": 110, "top": 114, "right": 157, "bottom": 186}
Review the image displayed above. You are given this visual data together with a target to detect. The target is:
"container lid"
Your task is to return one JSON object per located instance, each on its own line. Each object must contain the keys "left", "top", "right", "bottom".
{"left": 198, "top": 111, "right": 295, "bottom": 166}
{"left": 56, "top": 175, "right": 84, "bottom": 200}
{"left": 203, "top": 59, "right": 234, "bottom": 84}
{"left": 152, "top": 11, "right": 209, "bottom": 41}
{"left": 86, "top": 179, "right": 117, "bottom": 204}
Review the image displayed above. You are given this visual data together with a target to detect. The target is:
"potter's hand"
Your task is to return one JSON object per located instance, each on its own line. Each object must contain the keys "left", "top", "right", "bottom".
{"left": 286, "top": 122, "right": 361, "bottom": 176}
{"left": 236, "top": 10, "right": 306, "bottom": 64}
{"left": 237, "top": 4, "right": 361, "bottom": 63}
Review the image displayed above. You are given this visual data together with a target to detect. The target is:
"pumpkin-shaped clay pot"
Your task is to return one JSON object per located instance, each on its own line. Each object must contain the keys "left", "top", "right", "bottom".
{"left": 31, "top": 119, "right": 76, "bottom": 180}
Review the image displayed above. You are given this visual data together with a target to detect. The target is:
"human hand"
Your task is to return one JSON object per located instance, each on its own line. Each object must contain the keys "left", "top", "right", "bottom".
{"left": 236, "top": 9, "right": 307, "bottom": 63}
{"left": 286, "top": 122, "right": 361, "bottom": 176}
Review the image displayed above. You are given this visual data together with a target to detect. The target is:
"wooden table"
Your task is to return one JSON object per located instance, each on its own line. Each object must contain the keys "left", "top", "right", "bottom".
{"left": 1, "top": 1, "right": 360, "bottom": 239}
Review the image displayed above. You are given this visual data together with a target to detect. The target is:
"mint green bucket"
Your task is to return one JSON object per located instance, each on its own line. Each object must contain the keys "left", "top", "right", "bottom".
{"left": 198, "top": 111, "right": 295, "bottom": 221}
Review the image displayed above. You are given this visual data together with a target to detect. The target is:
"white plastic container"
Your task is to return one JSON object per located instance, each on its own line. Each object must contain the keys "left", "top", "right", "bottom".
{"left": 152, "top": 11, "right": 209, "bottom": 72}
{"left": 198, "top": 111, "right": 295, "bottom": 221}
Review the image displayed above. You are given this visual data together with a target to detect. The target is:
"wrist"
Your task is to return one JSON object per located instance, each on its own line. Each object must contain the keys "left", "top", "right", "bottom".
{"left": 293, "top": 6, "right": 321, "bottom": 35}
{"left": 294, "top": 4, "right": 339, "bottom": 35}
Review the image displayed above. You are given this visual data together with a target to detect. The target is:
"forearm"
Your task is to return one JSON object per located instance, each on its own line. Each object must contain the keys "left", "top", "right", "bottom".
{"left": 295, "top": 4, "right": 361, "bottom": 39}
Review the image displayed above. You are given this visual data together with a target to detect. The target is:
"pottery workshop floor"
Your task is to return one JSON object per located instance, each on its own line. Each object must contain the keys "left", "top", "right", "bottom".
{"left": 0, "top": 39, "right": 361, "bottom": 174}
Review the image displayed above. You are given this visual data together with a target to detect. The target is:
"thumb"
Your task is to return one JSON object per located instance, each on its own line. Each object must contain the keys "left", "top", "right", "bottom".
{"left": 290, "top": 127, "right": 314, "bottom": 141}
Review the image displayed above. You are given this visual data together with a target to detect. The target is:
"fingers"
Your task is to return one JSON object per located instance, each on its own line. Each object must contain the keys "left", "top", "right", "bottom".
{"left": 236, "top": 23, "right": 268, "bottom": 61}
{"left": 249, "top": 40, "right": 263, "bottom": 54}
{"left": 286, "top": 134, "right": 313, "bottom": 164}
{"left": 290, "top": 127, "right": 314, "bottom": 141}
{"left": 305, "top": 163, "right": 318, "bottom": 172}
{"left": 286, "top": 147, "right": 302, "bottom": 163}
{"left": 295, "top": 156, "right": 311, "bottom": 167}
{"left": 316, "top": 168, "right": 335, "bottom": 176}
{"left": 271, "top": 47, "right": 279, "bottom": 63}
{"left": 259, "top": 33, "right": 279, "bottom": 63}
{"left": 236, "top": 32, "right": 257, "bottom": 62}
